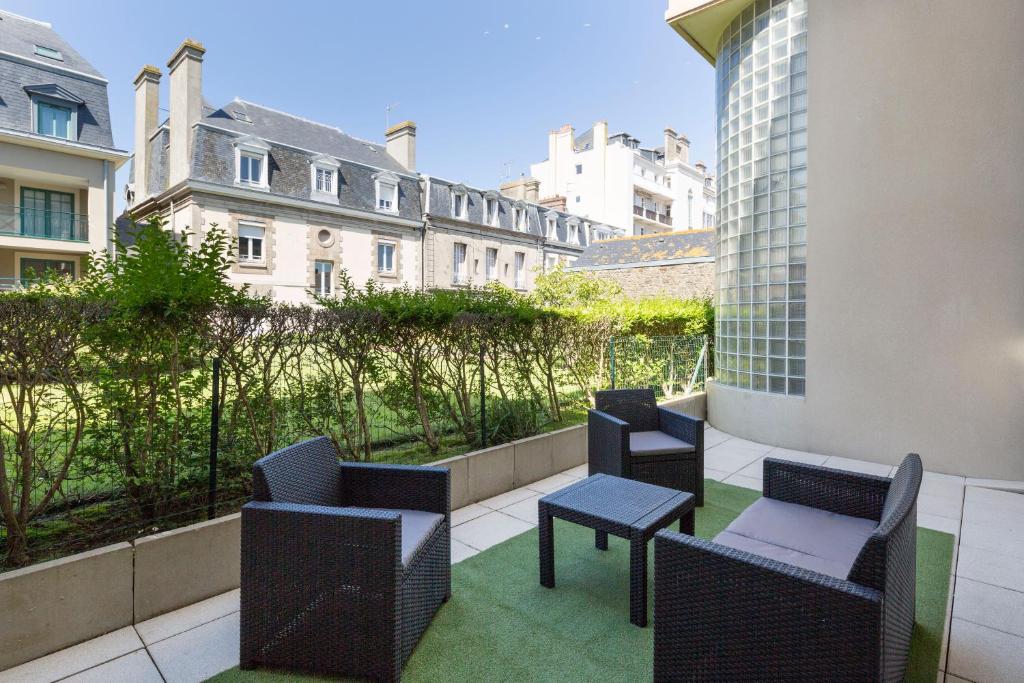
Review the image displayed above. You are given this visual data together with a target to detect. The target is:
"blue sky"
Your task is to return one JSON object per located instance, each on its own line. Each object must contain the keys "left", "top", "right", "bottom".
{"left": 7, "top": 0, "right": 715, "bottom": 200}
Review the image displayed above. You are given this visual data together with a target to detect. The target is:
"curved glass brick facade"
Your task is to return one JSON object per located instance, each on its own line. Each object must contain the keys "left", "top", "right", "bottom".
{"left": 714, "top": 0, "right": 808, "bottom": 396}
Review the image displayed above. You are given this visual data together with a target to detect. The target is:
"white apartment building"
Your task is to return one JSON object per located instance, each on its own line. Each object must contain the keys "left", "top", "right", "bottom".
{"left": 530, "top": 121, "right": 716, "bottom": 236}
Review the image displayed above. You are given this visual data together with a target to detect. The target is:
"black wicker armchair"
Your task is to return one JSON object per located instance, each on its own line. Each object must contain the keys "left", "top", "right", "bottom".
{"left": 239, "top": 436, "right": 450, "bottom": 682}
{"left": 588, "top": 388, "right": 704, "bottom": 505}
{"left": 653, "top": 452, "right": 923, "bottom": 682}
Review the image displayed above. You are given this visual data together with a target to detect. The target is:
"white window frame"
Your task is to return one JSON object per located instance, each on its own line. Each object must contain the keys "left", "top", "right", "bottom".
{"left": 310, "top": 154, "right": 340, "bottom": 200}
{"left": 314, "top": 260, "right": 333, "bottom": 296}
{"left": 377, "top": 240, "right": 396, "bottom": 274}
{"left": 567, "top": 219, "right": 581, "bottom": 245}
{"left": 373, "top": 170, "right": 400, "bottom": 213}
{"left": 234, "top": 136, "right": 271, "bottom": 190}
{"left": 237, "top": 221, "right": 266, "bottom": 264}
{"left": 31, "top": 95, "right": 79, "bottom": 141}
{"left": 482, "top": 192, "right": 499, "bottom": 227}
{"left": 513, "top": 252, "right": 526, "bottom": 289}
{"left": 545, "top": 253, "right": 558, "bottom": 271}
{"left": 451, "top": 185, "right": 469, "bottom": 220}
{"left": 545, "top": 212, "right": 558, "bottom": 240}
{"left": 485, "top": 247, "right": 498, "bottom": 280}
{"left": 452, "top": 242, "right": 468, "bottom": 284}
{"left": 512, "top": 202, "right": 528, "bottom": 232}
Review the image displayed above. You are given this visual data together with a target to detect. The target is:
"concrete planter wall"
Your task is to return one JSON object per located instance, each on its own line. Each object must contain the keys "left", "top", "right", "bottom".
{"left": 0, "top": 393, "right": 706, "bottom": 672}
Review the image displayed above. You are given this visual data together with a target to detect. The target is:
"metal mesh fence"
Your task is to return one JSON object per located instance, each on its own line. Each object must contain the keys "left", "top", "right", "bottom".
{"left": 608, "top": 335, "right": 710, "bottom": 397}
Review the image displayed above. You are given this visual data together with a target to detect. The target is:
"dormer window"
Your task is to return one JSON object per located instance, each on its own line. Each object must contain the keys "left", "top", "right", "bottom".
{"left": 451, "top": 185, "right": 468, "bottom": 220}
{"left": 25, "top": 85, "right": 82, "bottom": 142}
{"left": 545, "top": 212, "right": 558, "bottom": 240}
{"left": 309, "top": 154, "right": 340, "bottom": 201}
{"left": 483, "top": 192, "right": 499, "bottom": 227}
{"left": 374, "top": 171, "right": 400, "bottom": 212}
{"left": 567, "top": 219, "right": 581, "bottom": 245}
{"left": 513, "top": 203, "right": 528, "bottom": 232}
{"left": 234, "top": 136, "right": 271, "bottom": 189}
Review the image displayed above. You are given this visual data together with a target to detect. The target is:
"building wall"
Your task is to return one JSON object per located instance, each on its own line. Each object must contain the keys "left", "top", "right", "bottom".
{"left": 705, "top": 0, "right": 1024, "bottom": 480}
{"left": 582, "top": 261, "right": 714, "bottom": 300}
{"left": 424, "top": 221, "right": 540, "bottom": 291}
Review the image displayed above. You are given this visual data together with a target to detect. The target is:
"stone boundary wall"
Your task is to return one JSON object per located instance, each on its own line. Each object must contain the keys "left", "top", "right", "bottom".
{"left": 0, "top": 393, "right": 707, "bottom": 671}
{"left": 583, "top": 261, "right": 715, "bottom": 299}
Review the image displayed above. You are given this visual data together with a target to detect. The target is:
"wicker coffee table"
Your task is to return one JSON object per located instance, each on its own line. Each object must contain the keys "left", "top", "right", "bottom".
{"left": 538, "top": 473, "right": 695, "bottom": 627}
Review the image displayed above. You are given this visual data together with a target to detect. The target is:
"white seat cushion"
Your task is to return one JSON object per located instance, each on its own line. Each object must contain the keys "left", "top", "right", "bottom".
{"left": 353, "top": 508, "right": 444, "bottom": 566}
{"left": 713, "top": 497, "right": 877, "bottom": 579}
{"left": 629, "top": 430, "right": 695, "bottom": 456}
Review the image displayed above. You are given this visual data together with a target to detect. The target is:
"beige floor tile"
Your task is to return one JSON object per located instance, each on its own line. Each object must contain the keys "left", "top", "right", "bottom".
{"left": 451, "top": 539, "right": 480, "bottom": 564}
{"left": 722, "top": 473, "right": 762, "bottom": 492}
{"left": 135, "top": 589, "right": 239, "bottom": 646}
{"left": 918, "top": 492, "right": 964, "bottom": 521}
{"left": 703, "top": 427, "right": 731, "bottom": 448}
{"left": 563, "top": 464, "right": 589, "bottom": 479}
{"left": 704, "top": 445, "right": 765, "bottom": 474}
{"left": 964, "top": 478, "right": 1024, "bottom": 494}
{"left": 0, "top": 627, "right": 143, "bottom": 683}
{"left": 963, "top": 487, "right": 1024, "bottom": 522}
{"left": 821, "top": 456, "right": 893, "bottom": 477}
{"left": 451, "top": 503, "right": 492, "bottom": 526}
{"left": 63, "top": 650, "right": 163, "bottom": 683}
{"left": 525, "top": 473, "right": 577, "bottom": 494}
{"left": 953, "top": 577, "right": 1024, "bottom": 638}
{"left": 477, "top": 486, "right": 538, "bottom": 511}
{"left": 704, "top": 468, "right": 730, "bottom": 482}
{"left": 148, "top": 611, "right": 240, "bottom": 683}
{"left": 922, "top": 472, "right": 966, "bottom": 500}
{"left": 947, "top": 617, "right": 1024, "bottom": 683}
{"left": 960, "top": 521, "right": 1024, "bottom": 560}
{"left": 450, "top": 511, "right": 534, "bottom": 552}
{"left": 955, "top": 545, "right": 1024, "bottom": 593}
{"left": 500, "top": 493, "right": 544, "bottom": 525}
{"left": 718, "top": 437, "right": 774, "bottom": 453}
{"left": 943, "top": 674, "right": 971, "bottom": 682}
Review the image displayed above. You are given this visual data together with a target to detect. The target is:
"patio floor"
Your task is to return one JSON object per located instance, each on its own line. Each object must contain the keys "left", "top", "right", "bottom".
{"left": 3, "top": 426, "right": 1023, "bottom": 683}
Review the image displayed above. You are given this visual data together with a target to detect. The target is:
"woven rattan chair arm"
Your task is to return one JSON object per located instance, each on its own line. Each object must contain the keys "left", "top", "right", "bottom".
{"left": 657, "top": 408, "right": 704, "bottom": 448}
{"left": 339, "top": 462, "right": 451, "bottom": 516}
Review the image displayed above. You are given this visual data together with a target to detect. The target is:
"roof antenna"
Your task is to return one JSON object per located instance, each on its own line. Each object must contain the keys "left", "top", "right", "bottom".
{"left": 385, "top": 102, "right": 400, "bottom": 129}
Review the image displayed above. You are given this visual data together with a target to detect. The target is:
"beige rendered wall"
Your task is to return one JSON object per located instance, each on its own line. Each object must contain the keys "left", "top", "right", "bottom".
{"left": 707, "top": 0, "right": 1024, "bottom": 479}
{"left": 425, "top": 222, "right": 540, "bottom": 291}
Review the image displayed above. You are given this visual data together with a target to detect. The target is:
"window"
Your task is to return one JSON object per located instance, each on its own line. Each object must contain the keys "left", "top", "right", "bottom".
{"left": 36, "top": 101, "right": 72, "bottom": 140}
{"left": 378, "top": 241, "right": 396, "bottom": 274}
{"left": 315, "top": 167, "right": 333, "bottom": 193}
{"left": 34, "top": 45, "right": 63, "bottom": 60}
{"left": 314, "top": 260, "right": 333, "bottom": 296}
{"left": 451, "top": 187, "right": 468, "bottom": 219}
{"left": 514, "top": 252, "right": 526, "bottom": 289}
{"left": 687, "top": 189, "right": 694, "bottom": 229}
{"left": 567, "top": 221, "right": 581, "bottom": 245}
{"left": 546, "top": 214, "right": 557, "bottom": 240}
{"left": 20, "top": 187, "right": 78, "bottom": 240}
{"left": 19, "top": 257, "right": 74, "bottom": 284}
{"left": 545, "top": 254, "right": 558, "bottom": 271}
{"left": 237, "top": 222, "right": 265, "bottom": 263}
{"left": 234, "top": 137, "right": 271, "bottom": 188}
{"left": 453, "top": 243, "right": 468, "bottom": 283}
{"left": 575, "top": 164, "right": 583, "bottom": 174}
{"left": 704, "top": 211, "right": 715, "bottom": 229}
{"left": 239, "top": 154, "right": 263, "bottom": 185}
{"left": 374, "top": 171, "right": 400, "bottom": 212}
{"left": 485, "top": 247, "right": 498, "bottom": 280}
{"left": 513, "top": 204, "right": 527, "bottom": 232}
{"left": 484, "top": 197, "right": 498, "bottom": 226}
{"left": 575, "top": 195, "right": 581, "bottom": 203}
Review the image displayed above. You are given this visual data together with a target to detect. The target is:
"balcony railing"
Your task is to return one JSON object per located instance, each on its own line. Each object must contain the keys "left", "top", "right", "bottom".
{"left": 633, "top": 205, "right": 673, "bottom": 226}
{"left": 0, "top": 203, "right": 89, "bottom": 242}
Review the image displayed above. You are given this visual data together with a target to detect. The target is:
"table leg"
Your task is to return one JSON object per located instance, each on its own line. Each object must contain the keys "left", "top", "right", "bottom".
{"left": 680, "top": 508, "right": 695, "bottom": 535}
{"left": 629, "top": 534, "right": 648, "bottom": 627}
{"left": 539, "top": 507, "right": 555, "bottom": 588}
{"left": 595, "top": 529, "right": 608, "bottom": 550}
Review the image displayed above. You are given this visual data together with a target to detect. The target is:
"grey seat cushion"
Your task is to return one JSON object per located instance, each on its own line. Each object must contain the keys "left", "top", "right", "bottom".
{"left": 713, "top": 498, "right": 877, "bottom": 579}
{"left": 630, "top": 430, "right": 696, "bottom": 456}
{"left": 354, "top": 508, "right": 444, "bottom": 566}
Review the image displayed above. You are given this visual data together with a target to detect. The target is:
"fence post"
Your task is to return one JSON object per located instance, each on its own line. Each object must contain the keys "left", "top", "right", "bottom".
{"left": 685, "top": 339, "right": 708, "bottom": 395}
{"left": 479, "top": 344, "right": 487, "bottom": 449}
{"left": 207, "top": 357, "right": 221, "bottom": 520}
{"left": 609, "top": 336, "right": 616, "bottom": 389}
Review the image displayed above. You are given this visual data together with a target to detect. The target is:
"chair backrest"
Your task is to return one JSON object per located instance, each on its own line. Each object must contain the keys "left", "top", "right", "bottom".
{"left": 847, "top": 453, "right": 923, "bottom": 590}
{"left": 594, "top": 388, "right": 659, "bottom": 432}
{"left": 252, "top": 436, "right": 341, "bottom": 505}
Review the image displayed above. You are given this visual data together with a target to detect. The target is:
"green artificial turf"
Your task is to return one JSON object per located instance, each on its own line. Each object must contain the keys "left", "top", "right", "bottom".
{"left": 208, "top": 480, "right": 953, "bottom": 682}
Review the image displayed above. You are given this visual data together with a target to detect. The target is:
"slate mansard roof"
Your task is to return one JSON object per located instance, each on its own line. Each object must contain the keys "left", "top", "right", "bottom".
{"left": 147, "top": 98, "right": 422, "bottom": 220}
{"left": 574, "top": 230, "right": 716, "bottom": 268}
{"left": 425, "top": 177, "right": 598, "bottom": 249}
{"left": 0, "top": 11, "right": 116, "bottom": 149}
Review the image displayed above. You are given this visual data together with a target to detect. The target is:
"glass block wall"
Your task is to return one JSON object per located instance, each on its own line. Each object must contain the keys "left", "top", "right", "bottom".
{"left": 714, "top": 0, "right": 808, "bottom": 396}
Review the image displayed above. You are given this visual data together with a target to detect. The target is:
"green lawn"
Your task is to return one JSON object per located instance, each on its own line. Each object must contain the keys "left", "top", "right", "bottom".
{"left": 209, "top": 480, "right": 953, "bottom": 682}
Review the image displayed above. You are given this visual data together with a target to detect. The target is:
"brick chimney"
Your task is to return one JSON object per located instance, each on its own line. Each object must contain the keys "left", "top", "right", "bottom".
{"left": 538, "top": 195, "right": 567, "bottom": 212}
{"left": 500, "top": 176, "right": 540, "bottom": 203}
{"left": 167, "top": 39, "right": 205, "bottom": 188}
{"left": 132, "top": 65, "right": 161, "bottom": 203}
{"left": 386, "top": 120, "right": 416, "bottom": 172}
